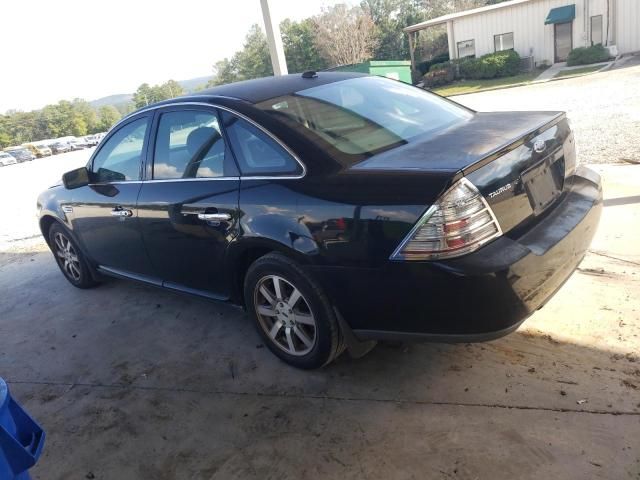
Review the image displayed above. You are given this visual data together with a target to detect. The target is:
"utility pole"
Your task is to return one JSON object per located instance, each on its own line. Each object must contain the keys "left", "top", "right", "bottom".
{"left": 260, "top": 0, "right": 288, "bottom": 76}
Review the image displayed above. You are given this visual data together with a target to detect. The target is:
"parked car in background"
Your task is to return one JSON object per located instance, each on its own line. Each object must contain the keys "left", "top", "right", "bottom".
{"left": 37, "top": 72, "right": 602, "bottom": 368}
{"left": 83, "top": 135, "right": 98, "bottom": 147}
{"left": 67, "top": 139, "right": 87, "bottom": 150}
{"left": 0, "top": 151, "right": 18, "bottom": 167}
{"left": 50, "top": 142, "right": 71, "bottom": 154}
{"left": 24, "top": 144, "right": 52, "bottom": 158}
{"left": 4, "top": 147, "right": 35, "bottom": 163}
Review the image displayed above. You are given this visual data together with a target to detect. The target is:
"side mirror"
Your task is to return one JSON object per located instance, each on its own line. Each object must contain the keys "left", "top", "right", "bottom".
{"left": 62, "top": 167, "right": 91, "bottom": 189}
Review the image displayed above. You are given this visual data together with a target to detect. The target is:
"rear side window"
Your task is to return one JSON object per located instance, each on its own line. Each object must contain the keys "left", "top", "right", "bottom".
{"left": 91, "top": 117, "right": 149, "bottom": 182}
{"left": 220, "top": 111, "right": 301, "bottom": 176}
{"left": 153, "top": 109, "right": 237, "bottom": 179}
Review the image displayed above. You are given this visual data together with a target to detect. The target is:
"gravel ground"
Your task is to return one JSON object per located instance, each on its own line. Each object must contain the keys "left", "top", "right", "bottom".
{"left": 452, "top": 59, "right": 640, "bottom": 165}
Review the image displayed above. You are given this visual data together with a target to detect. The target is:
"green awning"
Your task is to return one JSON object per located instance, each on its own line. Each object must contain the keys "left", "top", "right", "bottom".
{"left": 545, "top": 4, "right": 576, "bottom": 24}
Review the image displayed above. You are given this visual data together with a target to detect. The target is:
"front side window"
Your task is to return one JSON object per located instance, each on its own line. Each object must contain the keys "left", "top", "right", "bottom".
{"left": 457, "top": 39, "right": 475, "bottom": 58}
{"left": 91, "top": 117, "right": 149, "bottom": 182}
{"left": 494, "top": 32, "right": 514, "bottom": 52}
{"left": 153, "top": 110, "right": 236, "bottom": 179}
{"left": 220, "top": 111, "right": 301, "bottom": 176}
{"left": 256, "top": 76, "right": 472, "bottom": 162}
{"left": 591, "top": 15, "right": 603, "bottom": 45}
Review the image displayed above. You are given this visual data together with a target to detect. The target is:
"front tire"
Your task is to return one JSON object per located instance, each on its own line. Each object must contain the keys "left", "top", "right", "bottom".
{"left": 48, "top": 223, "right": 98, "bottom": 289}
{"left": 244, "top": 253, "right": 343, "bottom": 369}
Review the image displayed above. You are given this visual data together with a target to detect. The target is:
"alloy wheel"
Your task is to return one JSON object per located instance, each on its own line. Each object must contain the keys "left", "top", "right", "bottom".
{"left": 254, "top": 275, "right": 317, "bottom": 356}
{"left": 54, "top": 232, "right": 82, "bottom": 282}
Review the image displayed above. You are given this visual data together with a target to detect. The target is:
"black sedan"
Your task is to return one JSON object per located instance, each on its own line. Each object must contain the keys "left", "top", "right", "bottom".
{"left": 37, "top": 72, "right": 602, "bottom": 368}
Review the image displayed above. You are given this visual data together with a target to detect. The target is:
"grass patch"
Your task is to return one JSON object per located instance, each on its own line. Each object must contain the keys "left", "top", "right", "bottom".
{"left": 554, "top": 65, "right": 602, "bottom": 79}
{"left": 431, "top": 71, "right": 541, "bottom": 96}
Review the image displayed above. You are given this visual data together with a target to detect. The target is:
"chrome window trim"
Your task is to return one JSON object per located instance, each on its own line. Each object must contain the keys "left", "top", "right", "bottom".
{"left": 143, "top": 177, "right": 240, "bottom": 183}
{"left": 123, "top": 101, "right": 307, "bottom": 180}
{"left": 89, "top": 176, "right": 302, "bottom": 185}
{"left": 88, "top": 181, "right": 143, "bottom": 186}
{"left": 88, "top": 178, "right": 240, "bottom": 185}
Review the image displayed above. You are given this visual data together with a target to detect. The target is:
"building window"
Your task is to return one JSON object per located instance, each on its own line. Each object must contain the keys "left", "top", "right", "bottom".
{"left": 457, "top": 39, "right": 475, "bottom": 58}
{"left": 591, "top": 15, "right": 603, "bottom": 45}
{"left": 494, "top": 32, "right": 514, "bottom": 52}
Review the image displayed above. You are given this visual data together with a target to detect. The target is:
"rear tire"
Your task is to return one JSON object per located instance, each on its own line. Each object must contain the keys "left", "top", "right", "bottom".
{"left": 48, "top": 223, "right": 99, "bottom": 289}
{"left": 244, "top": 252, "right": 343, "bottom": 369}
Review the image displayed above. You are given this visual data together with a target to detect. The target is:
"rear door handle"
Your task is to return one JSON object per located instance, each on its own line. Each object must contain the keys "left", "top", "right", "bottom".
{"left": 197, "top": 213, "right": 231, "bottom": 221}
{"left": 111, "top": 207, "right": 133, "bottom": 217}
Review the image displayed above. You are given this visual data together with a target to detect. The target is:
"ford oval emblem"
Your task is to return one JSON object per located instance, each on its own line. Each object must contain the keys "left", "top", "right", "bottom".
{"left": 533, "top": 140, "right": 546, "bottom": 153}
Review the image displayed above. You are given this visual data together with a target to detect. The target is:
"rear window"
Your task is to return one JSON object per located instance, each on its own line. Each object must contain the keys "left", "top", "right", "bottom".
{"left": 256, "top": 76, "right": 472, "bottom": 162}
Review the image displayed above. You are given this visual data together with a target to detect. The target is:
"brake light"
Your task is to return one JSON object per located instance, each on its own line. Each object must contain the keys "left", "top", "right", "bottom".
{"left": 390, "top": 178, "right": 502, "bottom": 261}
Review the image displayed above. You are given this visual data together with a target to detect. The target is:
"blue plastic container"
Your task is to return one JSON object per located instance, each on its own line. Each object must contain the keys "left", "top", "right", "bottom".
{"left": 0, "top": 379, "right": 45, "bottom": 479}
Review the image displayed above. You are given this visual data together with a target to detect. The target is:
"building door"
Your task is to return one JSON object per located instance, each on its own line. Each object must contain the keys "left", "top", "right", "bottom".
{"left": 554, "top": 22, "right": 573, "bottom": 62}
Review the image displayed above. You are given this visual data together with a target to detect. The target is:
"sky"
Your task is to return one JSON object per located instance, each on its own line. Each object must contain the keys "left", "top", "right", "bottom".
{"left": 1, "top": 0, "right": 355, "bottom": 113}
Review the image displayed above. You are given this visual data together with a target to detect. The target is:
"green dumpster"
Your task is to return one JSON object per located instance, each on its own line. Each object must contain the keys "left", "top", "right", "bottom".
{"left": 329, "top": 60, "right": 412, "bottom": 84}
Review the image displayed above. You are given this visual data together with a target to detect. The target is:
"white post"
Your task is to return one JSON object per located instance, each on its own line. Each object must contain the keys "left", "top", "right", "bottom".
{"left": 446, "top": 21, "right": 457, "bottom": 60}
{"left": 260, "top": 0, "right": 288, "bottom": 76}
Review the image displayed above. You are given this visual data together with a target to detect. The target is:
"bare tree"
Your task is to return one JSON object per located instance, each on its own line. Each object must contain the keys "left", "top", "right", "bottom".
{"left": 313, "top": 5, "right": 377, "bottom": 67}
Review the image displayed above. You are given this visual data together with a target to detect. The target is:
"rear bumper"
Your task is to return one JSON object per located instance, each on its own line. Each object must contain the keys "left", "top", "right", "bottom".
{"left": 310, "top": 166, "right": 602, "bottom": 342}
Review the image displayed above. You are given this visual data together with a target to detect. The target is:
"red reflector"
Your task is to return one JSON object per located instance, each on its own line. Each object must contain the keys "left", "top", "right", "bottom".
{"left": 446, "top": 237, "right": 466, "bottom": 249}
{"left": 444, "top": 219, "right": 468, "bottom": 233}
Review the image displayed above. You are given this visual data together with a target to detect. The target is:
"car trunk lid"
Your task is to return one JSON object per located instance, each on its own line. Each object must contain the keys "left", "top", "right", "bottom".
{"left": 353, "top": 111, "right": 574, "bottom": 235}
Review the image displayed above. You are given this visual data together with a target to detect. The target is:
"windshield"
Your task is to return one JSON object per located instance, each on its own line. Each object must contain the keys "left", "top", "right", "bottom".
{"left": 257, "top": 76, "right": 472, "bottom": 162}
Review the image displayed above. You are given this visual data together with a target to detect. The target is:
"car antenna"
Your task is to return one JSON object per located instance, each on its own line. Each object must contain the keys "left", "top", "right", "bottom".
{"left": 302, "top": 71, "right": 318, "bottom": 79}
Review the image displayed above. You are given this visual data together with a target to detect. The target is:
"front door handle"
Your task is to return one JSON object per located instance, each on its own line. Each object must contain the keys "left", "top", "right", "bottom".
{"left": 197, "top": 212, "right": 231, "bottom": 221}
{"left": 111, "top": 207, "right": 133, "bottom": 217}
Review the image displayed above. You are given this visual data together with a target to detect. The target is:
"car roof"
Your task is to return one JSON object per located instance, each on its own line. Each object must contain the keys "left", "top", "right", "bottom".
{"left": 158, "top": 71, "right": 367, "bottom": 106}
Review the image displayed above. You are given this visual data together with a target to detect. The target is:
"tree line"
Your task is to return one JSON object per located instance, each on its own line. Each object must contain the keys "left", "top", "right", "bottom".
{"left": 132, "top": 80, "right": 185, "bottom": 109}
{"left": 0, "top": 101, "right": 122, "bottom": 149}
{"left": 2, "top": 0, "right": 507, "bottom": 149}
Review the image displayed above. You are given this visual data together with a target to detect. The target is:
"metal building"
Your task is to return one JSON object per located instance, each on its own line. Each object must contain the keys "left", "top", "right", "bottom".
{"left": 405, "top": 0, "right": 639, "bottom": 71}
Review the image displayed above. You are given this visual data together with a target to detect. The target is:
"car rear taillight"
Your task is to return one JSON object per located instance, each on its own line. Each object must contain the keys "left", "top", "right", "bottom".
{"left": 390, "top": 178, "right": 502, "bottom": 261}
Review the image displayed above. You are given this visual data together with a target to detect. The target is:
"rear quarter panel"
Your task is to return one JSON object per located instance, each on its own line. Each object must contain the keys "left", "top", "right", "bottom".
{"left": 235, "top": 172, "right": 452, "bottom": 269}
